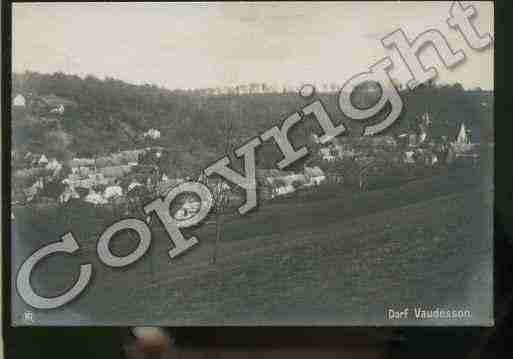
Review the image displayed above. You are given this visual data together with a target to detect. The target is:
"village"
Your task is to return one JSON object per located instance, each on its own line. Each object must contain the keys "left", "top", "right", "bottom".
{"left": 11, "top": 91, "right": 482, "bottom": 223}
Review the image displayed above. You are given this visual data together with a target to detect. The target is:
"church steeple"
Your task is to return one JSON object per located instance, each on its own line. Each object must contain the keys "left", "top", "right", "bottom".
{"left": 456, "top": 122, "right": 470, "bottom": 144}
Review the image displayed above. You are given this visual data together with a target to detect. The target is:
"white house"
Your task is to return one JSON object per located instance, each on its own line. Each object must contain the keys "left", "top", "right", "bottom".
{"left": 70, "top": 158, "right": 96, "bottom": 167}
{"left": 319, "top": 147, "right": 336, "bottom": 162}
{"left": 273, "top": 184, "right": 295, "bottom": 198}
{"left": 38, "top": 154, "right": 49, "bottom": 166}
{"left": 59, "top": 186, "right": 80, "bottom": 204}
{"left": 128, "top": 181, "right": 143, "bottom": 192}
{"left": 45, "top": 158, "right": 62, "bottom": 172}
{"left": 38, "top": 94, "right": 77, "bottom": 113}
{"left": 62, "top": 172, "right": 106, "bottom": 190}
{"left": 13, "top": 94, "right": 26, "bottom": 107}
{"left": 50, "top": 104, "right": 65, "bottom": 114}
{"left": 174, "top": 197, "right": 202, "bottom": 220}
{"left": 255, "top": 169, "right": 302, "bottom": 198}
{"left": 84, "top": 189, "right": 108, "bottom": 206}
{"left": 143, "top": 128, "right": 161, "bottom": 140}
{"left": 404, "top": 151, "right": 416, "bottom": 163}
{"left": 280, "top": 173, "right": 308, "bottom": 187}
{"left": 104, "top": 185, "right": 123, "bottom": 200}
{"left": 304, "top": 166, "right": 326, "bottom": 186}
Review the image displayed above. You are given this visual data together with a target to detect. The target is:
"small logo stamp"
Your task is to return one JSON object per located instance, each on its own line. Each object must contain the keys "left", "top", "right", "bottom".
{"left": 23, "top": 311, "right": 34, "bottom": 323}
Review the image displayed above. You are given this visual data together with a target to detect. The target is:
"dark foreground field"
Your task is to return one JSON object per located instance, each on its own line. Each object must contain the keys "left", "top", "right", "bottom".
{"left": 12, "top": 167, "right": 493, "bottom": 325}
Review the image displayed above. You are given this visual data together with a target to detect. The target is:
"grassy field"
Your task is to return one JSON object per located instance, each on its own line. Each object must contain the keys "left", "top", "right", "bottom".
{"left": 11, "top": 167, "right": 493, "bottom": 326}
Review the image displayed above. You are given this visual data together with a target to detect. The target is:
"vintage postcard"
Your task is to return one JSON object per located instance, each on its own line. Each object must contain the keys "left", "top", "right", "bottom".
{"left": 9, "top": 1, "right": 494, "bottom": 326}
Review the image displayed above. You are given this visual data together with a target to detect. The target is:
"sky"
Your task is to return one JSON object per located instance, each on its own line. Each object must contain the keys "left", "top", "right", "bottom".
{"left": 12, "top": 1, "right": 494, "bottom": 90}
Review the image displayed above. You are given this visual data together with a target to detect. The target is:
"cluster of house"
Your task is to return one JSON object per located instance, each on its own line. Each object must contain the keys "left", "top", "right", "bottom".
{"left": 15, "top": 148, "right": 148, "bottom": 202}
{"left": 12, "top": 93, "right": 77, "bottom": 115}
{"left": 314, "top": 112, "right": 478, "bottom": 167}
{"left": 17, "top": 146, "right": 330, "bottom": 208}
{"left": 255, "top": 166, "right": 327, "bottom": 199}
{"left": 14, "top": 146, "right": 216, "bottom": 221}
{"left": 191, "top": 165, "right": 329, "bottom": 208}
{"left": 143, "top": 128, "right": 161, "bottom": 140}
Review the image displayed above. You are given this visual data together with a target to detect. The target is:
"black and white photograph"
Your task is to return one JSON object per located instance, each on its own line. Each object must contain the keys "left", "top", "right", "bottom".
{"left": 9, "top": 1, "right": 494, "bottom": 326}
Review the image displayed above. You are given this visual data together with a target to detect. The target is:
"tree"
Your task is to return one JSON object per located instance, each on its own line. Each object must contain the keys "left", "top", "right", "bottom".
{"left": 207, "top": 178, "right": 232, "bottom": 264}
{"left": 331, "top": 152, "right": 394, "bottom": 191}
{"left": 38, "top": 176, "right": 66, "bottom": 200}
{"left": 358, "top": 160, "right": 378, "bottom": 191}
{"left": 291, "top": 179, "right": 304, "bottom": 190}
{"left": 44, "top": 130, "right": 73, "bottom": 161}
{"left": 202, "top": 92, "right": 241, "bottom": 265}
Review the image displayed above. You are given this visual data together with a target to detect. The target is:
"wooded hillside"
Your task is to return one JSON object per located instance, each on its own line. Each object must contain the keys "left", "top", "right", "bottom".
{"left": 11, "top": 71, "right": 494, "bottom": 174}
